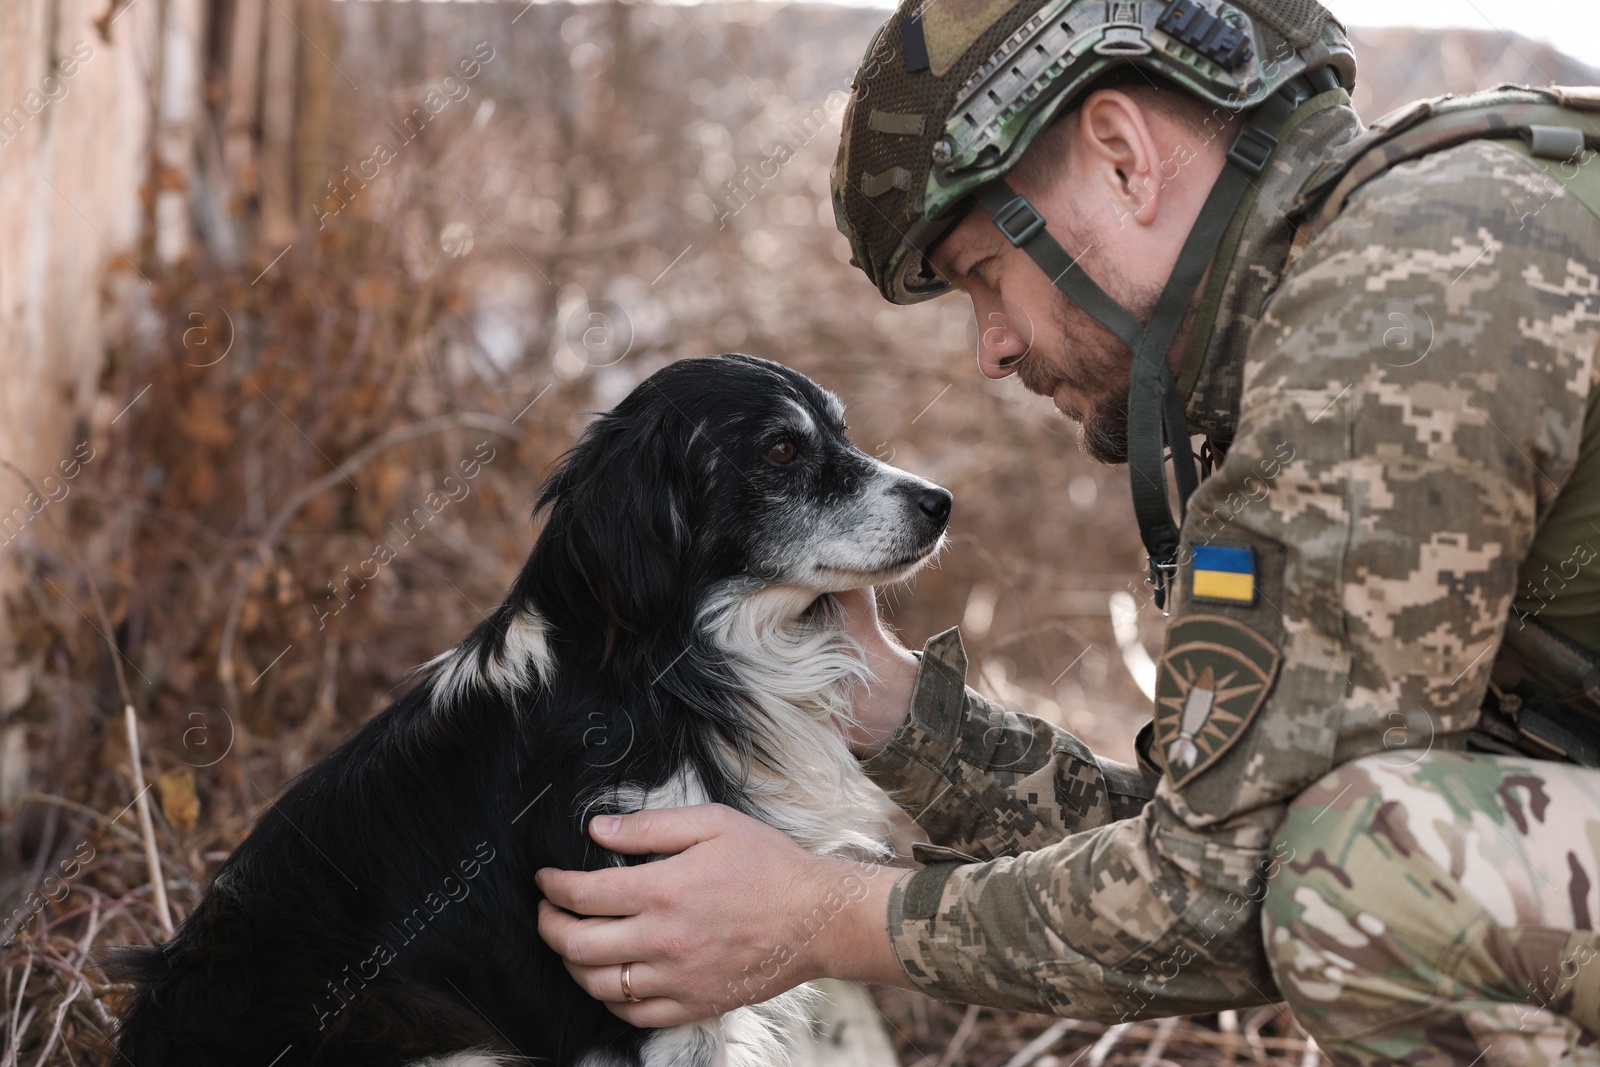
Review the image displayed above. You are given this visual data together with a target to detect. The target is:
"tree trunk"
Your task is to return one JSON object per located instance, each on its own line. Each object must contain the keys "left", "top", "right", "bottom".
{"left": 0, "top": 0, "right": 164, "bottom": 809}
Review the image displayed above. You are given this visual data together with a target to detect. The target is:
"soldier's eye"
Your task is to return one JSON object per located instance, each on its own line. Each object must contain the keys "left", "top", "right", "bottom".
{"left": 765, "top": 439, "right": 798, "bottom": 465}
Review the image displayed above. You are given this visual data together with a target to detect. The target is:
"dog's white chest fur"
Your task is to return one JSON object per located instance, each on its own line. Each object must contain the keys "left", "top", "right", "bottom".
{"left": 422, "top": 580, "right": 895, "bottom": 1067}
{"left": 578, "top": 588, "right": 894, "bottom": 1067}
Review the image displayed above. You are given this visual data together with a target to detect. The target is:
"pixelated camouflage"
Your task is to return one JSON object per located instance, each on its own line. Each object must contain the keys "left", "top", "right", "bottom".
{"left": 859, "top": 629, "right": 1155, "bottom": 866}
{"left": 1265, "top": 751, "right": 1600, "bottom": 1065}
{"left": 861, "top": 88, "right": 1600, "bottom": 1028}
{"left": 1292, "top": 86, "right": 1600, "bottom": 243}
{"left": 1176, "top": 90, "right": 1362, "bottom": 438}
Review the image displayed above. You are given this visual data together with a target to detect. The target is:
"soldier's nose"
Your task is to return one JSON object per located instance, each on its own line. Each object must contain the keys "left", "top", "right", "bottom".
{"left": 976, "top": 318, "right": 1029, "bottom": 380}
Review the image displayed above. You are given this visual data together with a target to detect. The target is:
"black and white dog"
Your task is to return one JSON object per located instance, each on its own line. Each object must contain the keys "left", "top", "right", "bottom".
{"left": 107, "top": 354, "right": 952, "bottom": 1067}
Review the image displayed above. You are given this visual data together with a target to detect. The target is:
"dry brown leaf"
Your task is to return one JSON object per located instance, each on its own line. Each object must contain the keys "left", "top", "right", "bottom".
{"left": 185, "top": 461, "right": 216, "bottom": 504}
{"left": 176, "top": 396, "right": 235, "bottom": 448}
{"left": 164, "top": 658, "right": 197, "bottom": 695}
{"left": 275, "top": 565, "right": 296, "bottom": 607}
{"left": 157, "top": 767, "right": 200, "bottom": 830}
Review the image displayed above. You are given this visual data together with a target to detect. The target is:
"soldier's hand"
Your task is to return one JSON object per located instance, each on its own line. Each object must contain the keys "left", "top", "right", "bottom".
{"left": 535, "top": 804, "right": 911, "bottom": 1026}
{"left": 833, "top": 588, "right": 919, "bottom": 758}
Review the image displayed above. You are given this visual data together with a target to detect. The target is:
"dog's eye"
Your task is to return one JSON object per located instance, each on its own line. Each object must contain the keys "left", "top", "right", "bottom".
{"left": 765, "top": 439, "right": 798, "bottom": 465}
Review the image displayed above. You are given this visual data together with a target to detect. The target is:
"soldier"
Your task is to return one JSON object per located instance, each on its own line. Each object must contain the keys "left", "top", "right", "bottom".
{"left": 537, "top": 1, "right": 1600, "bottom": 1062}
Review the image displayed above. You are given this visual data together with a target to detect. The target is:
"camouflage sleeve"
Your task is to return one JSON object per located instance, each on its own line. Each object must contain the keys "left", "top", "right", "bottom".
{"left": 869, "top": 140, "right": 1600, "bottom": 1021}
{"left": 860, "top": 628, "right": 1156, "bottom": 862}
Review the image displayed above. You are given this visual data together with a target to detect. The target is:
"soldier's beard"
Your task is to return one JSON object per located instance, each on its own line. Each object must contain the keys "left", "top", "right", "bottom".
{"left": 1017, "top": 278, "right": 1193, "bottom": 466}
{"left": 1080, "top": 393, "right": 1131, "bottom": 465}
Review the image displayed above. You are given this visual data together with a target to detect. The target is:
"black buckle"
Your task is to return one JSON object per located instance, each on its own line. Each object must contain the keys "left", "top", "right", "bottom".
{"left": 991, "top": 195, "right": 1046, "bottom": 246}
{"left": 1227, "top": 124, "right": 1279, "bottom": 175}
{"left": 1309, "top": 65, "right": 1342, "bottom": 94}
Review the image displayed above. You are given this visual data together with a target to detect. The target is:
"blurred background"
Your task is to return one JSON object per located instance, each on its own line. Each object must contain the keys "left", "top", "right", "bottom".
{"left": 0, "top": 0, "right": 1594, "bottom": 1063}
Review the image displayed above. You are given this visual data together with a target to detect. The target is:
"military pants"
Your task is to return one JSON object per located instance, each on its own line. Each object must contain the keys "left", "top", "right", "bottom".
{"left": 1263, "top": 750, "right": 1600, "bottom": 1066}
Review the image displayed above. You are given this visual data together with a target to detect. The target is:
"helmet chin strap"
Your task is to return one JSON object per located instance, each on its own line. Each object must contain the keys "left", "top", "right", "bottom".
{"left": 972, "top": 77, "right": 1313, "bottom": 610}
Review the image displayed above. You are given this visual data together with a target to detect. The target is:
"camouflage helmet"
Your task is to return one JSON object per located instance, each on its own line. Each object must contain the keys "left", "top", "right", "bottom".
{"left": 831, "top": 0, "right": 1357, "bottom": 304}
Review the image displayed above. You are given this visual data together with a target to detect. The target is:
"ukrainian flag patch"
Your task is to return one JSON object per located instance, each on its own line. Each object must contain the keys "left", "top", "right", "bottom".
{"left": 1191, "top": 545, "right": 1256, "bottom": 605}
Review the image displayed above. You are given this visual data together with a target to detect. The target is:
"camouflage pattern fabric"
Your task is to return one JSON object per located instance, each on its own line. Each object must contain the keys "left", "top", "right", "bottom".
{"left": 859, "top": 630, "right": 1154, "bottom": 868}
{"left": 866, "top": 627, "right": 1294, "bottom": 1019}
{"left": 1176, "top": 92, "right": 1364, "bottom": 440}
{"left": 860, "top": 108, "right": 1600, "bottom": 1024}
{"left": 1264, "top": 751, "right": 1600, "bottom": 1065}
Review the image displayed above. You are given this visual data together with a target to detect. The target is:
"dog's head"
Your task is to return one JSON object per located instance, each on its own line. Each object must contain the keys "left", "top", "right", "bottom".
{"left": 522, "top": 354, "right": 950, "bottom": 660}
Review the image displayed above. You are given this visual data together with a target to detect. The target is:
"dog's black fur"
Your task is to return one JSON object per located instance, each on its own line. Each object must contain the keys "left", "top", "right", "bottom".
{"left": 106, "top": 355, "right": 951, "bottom": 1067}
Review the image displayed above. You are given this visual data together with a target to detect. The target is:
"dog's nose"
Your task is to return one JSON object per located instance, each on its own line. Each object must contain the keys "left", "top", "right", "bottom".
{"left": 916, "top": 487, "right": 952, "bottom": 524}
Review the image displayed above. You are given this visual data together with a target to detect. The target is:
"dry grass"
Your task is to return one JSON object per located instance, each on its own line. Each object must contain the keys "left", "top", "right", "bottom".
{"left": 1, "top": 822, "right": 1334, "bottom": 1067}
{"left": 871, "top": 991, "right": 1328, "bottom": 1067}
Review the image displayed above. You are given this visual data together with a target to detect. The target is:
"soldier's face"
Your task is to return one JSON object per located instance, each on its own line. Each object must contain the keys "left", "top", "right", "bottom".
{"left": 927, "top": 90, "right": 1217, "bottom": 464}
{"left": 930, "top": 206, "right": 1173, "bottom": 465}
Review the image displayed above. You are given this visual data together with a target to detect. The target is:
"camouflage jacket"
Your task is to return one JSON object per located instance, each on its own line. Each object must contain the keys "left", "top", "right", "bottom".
{"left": 860, "top": 91, "right": 1600, "bottom": 1019}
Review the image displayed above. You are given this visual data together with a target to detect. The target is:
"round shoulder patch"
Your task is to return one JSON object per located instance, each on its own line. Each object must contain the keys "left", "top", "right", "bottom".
{"left": 1154, "top": 614, "right": 1283, "bottom": 789}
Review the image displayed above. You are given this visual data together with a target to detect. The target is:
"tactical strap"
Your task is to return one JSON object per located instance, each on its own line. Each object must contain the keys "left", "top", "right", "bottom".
{"left": 1474, "top": 615, "right": 1600, "bottom": 767}
{"left": 1292, "top": 87, "right": 1600, "bottom": 242}
{"left": 974, "top": 77, "right": 1311, "bottom": 609}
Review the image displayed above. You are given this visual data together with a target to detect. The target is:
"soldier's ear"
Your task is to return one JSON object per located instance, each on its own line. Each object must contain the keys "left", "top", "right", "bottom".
{"left": 1077, "top": 89, "right": 1162, "bottom": 226}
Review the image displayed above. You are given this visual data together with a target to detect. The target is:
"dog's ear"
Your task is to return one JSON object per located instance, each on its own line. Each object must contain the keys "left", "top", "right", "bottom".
{"left": 534, "top": 406, "right": 695, "bottom": 659}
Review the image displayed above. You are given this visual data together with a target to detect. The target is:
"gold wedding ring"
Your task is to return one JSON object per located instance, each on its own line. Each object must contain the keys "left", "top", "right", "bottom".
{"left": 620, "top": 961, "right": 640, "bottom": 1003}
